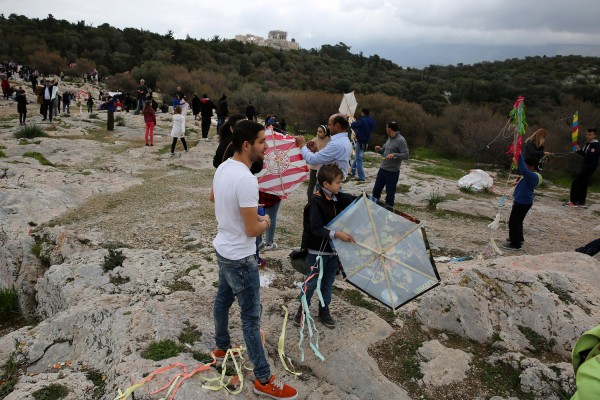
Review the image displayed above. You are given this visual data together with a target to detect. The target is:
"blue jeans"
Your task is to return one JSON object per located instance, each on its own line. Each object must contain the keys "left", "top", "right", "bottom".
{"left": 372, "top": 168, "right": 400, "bottom": 207}
{"left": 214, "top": 252, "right": 270, "bottom": 382}
{"left": 136, "top": 98, "right": 144, "bottom": 113}
{"left": 300, "top": 253, "right": 338, "bottom": 308}
{"left": 217, "top": 116, "right": 226, "bottom": 132}
{"left": 256, "top": 201, "right": 280, "bottom": 246}
{"left": 351, "top": 142, "right": 366, "bottom": 180}
{"left": 63, "top": 103, "right": 70, "bottom": 114}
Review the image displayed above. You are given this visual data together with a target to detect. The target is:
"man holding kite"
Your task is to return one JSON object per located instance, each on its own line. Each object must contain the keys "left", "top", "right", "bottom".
{"left": 295, "top": 113, "right": 353, "bottom": 178}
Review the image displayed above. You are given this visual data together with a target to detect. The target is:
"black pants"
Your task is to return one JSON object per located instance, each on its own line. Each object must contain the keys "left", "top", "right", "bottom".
{"left": 570, "top": 167, "right": 597, "bottom": 205}
{"left": 508, "top": 202, "right": 532, "bottom": 248}
{"left": 201, "top": 116, "right": 211, "bottom": 138}
{"left": 19, "top": 112, "right": 26, "bottom": 124}
{"left": 42, "top": 99, "right": 53, "bottom": 121}
{"left": 171, "top": 137, "right": 187, "bottom": 153}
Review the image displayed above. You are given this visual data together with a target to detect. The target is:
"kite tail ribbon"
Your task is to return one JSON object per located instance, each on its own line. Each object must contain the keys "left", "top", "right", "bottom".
{"left": 572, "top": 111, "right": 579, "bottom": 151}
{"left": 297, "top": 256, "right": 325, "bottom": 362}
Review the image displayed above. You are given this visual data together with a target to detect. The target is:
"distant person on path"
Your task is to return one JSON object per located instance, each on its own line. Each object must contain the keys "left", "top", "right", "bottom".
{"left": 523, "top": 128, "right": 552, "bottom": 170}
{"left": 209, "top": 120, "right": 298, "bottom": 400}
{"left": 295, "top": 113, "right": 352, "bottom": 178}
{"left": 16, "top": 88, "right": 27, "bottom": 125}
{"left": 170, "top": 105, "right": 188, "bottom": 155}
{"left": 349, "top": 108, "right": 376, "bottom": 181}
{"left": 372, "top": 121, "right": 409, "bottom": 208}
{"left": 566, "top": 128, "right": 599, "bottom": 207}
{"left": 199, "top": 93, "right": 216, "bottom": 141}
{"left": 216, "top": 93, "right": 228, "bottom": 132}
{"left": 42, "top": 80, "right": 53, "bottom": 122}
{"left": 86, "top": 94, "right": 94, "bottom": 113}
{"left": 503, "top": 155, "right": 542, "bottom": 251}
{"left": 191, "top": 93, "right": 201, "bottom": 121}
{"left": 245, "top": 100, "right": 256, "bottom": 121}
{"left": 143, "top": 100, "right": 156, "bottom": 146}
{"left": 306, "top": 124, "right": 331, "bottom": 201}
{"left": 62, "top": 90, "right": 71, "bottom": 114}
{"left": 135, "top": 79, "right": 148, "bottom": 113}
{"left": 293, "top": 163, "right": 356, "bottom": 329}
{"left": 1, "top": 76, "right": 10, "bottom": 100}
{"left": 51, "top": 80, "right": 59, "bottom": 117}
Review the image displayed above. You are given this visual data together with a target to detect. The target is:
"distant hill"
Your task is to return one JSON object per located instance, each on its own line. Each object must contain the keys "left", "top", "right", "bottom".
{"left": 1, "top": 13, "right": 600, "bottom": 180}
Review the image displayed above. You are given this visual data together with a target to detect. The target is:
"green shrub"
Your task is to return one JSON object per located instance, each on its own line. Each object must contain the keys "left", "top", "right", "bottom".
{"left": 0, "top": 288, "right": 20, "bottom": 321}
{"left": 141, "top": 339, "right": 186, "bottom": 361}
{"left": 13, "top": 124, "right": 48, "bottom": 139}
{"left": 102, "top": 249, "right": 125, "bottom": 272}
{"left": 32, "top": 383, "right": 69, "bottom": 399}
{"left": 22, "top": 152, "right": 54, "bottom": 166}
{"left": 89, "top": 113, "right": 99, "bottom": 119}
{"left": 85, "top": 369, "right": 106, "bottom": 400}
{"left": 0, "top": 149, "right": 5, "bottom": 158}
{"left": 0, "top": 351, "right": 23, "bottom": 397}
{"left": 115, "top": 115, "right": 126, "bottom": 126}
{"left": 427, "top": 188, "right": 445, "bottom": 209}
{"left": 178, "top": 328, "right": 202, "bottom": 344}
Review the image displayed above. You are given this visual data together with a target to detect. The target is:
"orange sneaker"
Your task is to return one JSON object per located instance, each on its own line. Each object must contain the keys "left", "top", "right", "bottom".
{"left": 213, "top": 347, "right": 239, "bottom": 361}
{"left": 254, "top": 375, "right": 298, "bottom": 399}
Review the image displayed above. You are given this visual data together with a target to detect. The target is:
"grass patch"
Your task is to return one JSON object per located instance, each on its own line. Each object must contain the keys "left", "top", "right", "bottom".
{"left": 141, "top": 339, "right": 186, "bottom": 361}
{"left": 32, "top": 383, "right": 69, "bottom": 399}
{"left": 178, "top": 327, "right": 202, "bottom": 344}
{"left": 115, "top": 115, "right": 126, "bottom": 127}
{"left": 334, "top": 288, "right": 396, "bottom": 324}
{"left": 22, "top": 151, "right": 54, "bottom": 166}
{"left": 0, "top": 288, "right": 21, "bottom": 322}
{"left": 517, "top": 325, "right": 557, "bottom": 354}
{"left": 0, "top": 149, "right": 5, "bottom": 158}
{"left": 427, "top": 188, "right": 445, "bottom": 209}
{"left": 397, "top": 184, "right": 411, "bottom": 194}
{"left": 543, "top": 283, "right": 573, "bottom": 304}
{"left": 192, "top": 351, "right": 213, "bottom": 363}
{"left": 185, "top": 264, "right": 202, "bottom": 274}
{"left": 84, "top": 369, "right": 106, "bottom": 400}
{"left": 413, "top": 164, "right": 467, "bottom": 180}
{"left": 31, "top": 237, "right": 51, "bottom": 268}
{"left": 89, "top": 113, "right": 100, "bottom": 119}
{"left": 14, "top": 124, "right": 48, "bottom": 139}
{"left": 18, "top": 138, "right": 42, "bottom": 145}
{"left": 102, "top": 248, "right": 125, "bottom": 272}
{"left": 166, "top": 279, "right": 195, "bottom": 293}
{"left": 101, "top": 242, "right": 131, "bottom": 250}
{"left": 0, "top": 114, "right": 18, "bottom": 122}
{"left": 109, "top": 274, "right": 130, "bottom": 285}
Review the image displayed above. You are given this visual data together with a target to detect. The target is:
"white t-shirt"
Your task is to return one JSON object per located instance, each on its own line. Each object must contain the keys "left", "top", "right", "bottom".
{"left": 212, "top": 158, "right": 259, "bottom": 260}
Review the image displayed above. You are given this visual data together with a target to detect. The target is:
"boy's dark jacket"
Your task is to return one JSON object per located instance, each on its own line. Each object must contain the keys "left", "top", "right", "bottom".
{"left": 301, "top": 189, "right": 356, "bottom": 252}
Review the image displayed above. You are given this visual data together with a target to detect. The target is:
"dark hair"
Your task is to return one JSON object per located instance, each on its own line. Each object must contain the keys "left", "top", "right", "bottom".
{"left": 232, "top": 120, "right": 264, "bottom": 153}
{"left": 588, "top": 128, "right": 597, "bottom": 135}
{"left": 362, "top": 108, "right": 370, "bottom": 116}
{"left": 143, "top": 100, "right": 152, "bottom": 113}
{"left": 317, "top": 163, "right": 343, "bottom": 186}
{"left": 218, "top": 113, "right": 247, "bottom": 143}
{"left": 331, "top": 114, "right": 349, "bottom": 130}
{"left": 524, "top": 157, "right": 539, "bottom": 171}
{"left": 387, "top": 121, "right": 399, "bottom": 131}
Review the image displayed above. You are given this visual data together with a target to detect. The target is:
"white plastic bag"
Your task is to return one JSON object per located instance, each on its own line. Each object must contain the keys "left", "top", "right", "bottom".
{"left": 457, "top": 169, "right": 493, "bottom": 191}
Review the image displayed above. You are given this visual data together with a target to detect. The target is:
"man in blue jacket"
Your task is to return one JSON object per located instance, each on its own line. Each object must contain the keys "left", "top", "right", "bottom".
{"left": 503, "top": 155, "right": 542, "bottom": 251}
{"left": 348, "top": 108, "right": 376, "bottom": 181}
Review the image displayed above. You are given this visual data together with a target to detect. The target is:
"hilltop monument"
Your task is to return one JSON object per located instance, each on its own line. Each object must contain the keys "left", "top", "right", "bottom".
{"left": 235, "top": 30, "right": 300, "bottom": 50}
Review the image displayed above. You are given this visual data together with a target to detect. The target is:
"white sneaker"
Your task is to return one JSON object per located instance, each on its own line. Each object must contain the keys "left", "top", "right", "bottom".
{"left": 263, "top": 242, "right": 278, "bottom": 251}
{"left": 205, "top": 137, "right": 210, "bottom": 142}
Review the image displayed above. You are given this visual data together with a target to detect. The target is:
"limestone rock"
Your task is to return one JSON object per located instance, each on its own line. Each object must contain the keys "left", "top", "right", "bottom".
{"left": 415, "top": 252, "right": 600, "bottom": 356}
{"left": 417, "top": 340, "right": 472, "bottom": 386}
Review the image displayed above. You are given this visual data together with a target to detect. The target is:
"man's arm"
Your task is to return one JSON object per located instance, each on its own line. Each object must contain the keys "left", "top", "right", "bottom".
{"left": 301, "top": 140, "right": 342, "bottom": 165}
{"left": 240, "top": 207, "right": 271, "bottom": 237}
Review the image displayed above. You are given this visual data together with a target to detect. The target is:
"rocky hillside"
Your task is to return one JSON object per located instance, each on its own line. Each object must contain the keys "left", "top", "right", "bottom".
{"left": 0, "top": 77, "right": 599, "bottom": 400}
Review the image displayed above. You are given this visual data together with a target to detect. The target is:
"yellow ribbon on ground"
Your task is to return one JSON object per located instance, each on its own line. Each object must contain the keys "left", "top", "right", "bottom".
{"left": 278, "top": 305, "right": 302, "bottom": 376}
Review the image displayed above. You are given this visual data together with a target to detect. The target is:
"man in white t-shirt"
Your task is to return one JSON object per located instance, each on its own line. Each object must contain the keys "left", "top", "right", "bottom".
{"left": 210, "top": 120, "right": 298, "bottom": 400}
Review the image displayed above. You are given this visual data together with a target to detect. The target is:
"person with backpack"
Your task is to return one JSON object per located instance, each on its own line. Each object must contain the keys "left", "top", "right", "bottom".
{"left": 293, "top": 163, "right": 356, "bottom": 329}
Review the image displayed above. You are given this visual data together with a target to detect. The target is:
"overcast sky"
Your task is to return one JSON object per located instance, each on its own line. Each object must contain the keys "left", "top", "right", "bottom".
{"left": 4, "top": 0, "right": 600, "bottom": 67}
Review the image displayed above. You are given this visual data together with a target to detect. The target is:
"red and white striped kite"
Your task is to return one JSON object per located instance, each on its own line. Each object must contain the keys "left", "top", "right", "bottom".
{"left": 256, "top": 127, "right": 308, "bottom": 199}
